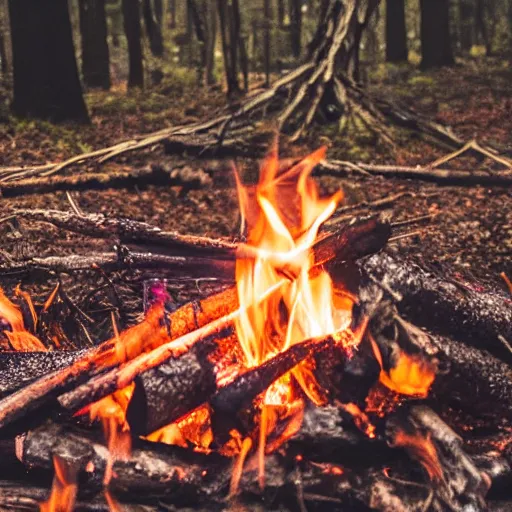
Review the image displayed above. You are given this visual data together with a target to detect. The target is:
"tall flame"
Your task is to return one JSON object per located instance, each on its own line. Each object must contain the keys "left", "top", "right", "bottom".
{"left": 235, "top": 146, "right": 352, "bottom": 409}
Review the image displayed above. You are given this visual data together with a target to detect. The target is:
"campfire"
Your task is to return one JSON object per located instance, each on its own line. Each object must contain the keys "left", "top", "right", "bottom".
{"left": 0, "top": 148, "right": 511, "bottom": 511}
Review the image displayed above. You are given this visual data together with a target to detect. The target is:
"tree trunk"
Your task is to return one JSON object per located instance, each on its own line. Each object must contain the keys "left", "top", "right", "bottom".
{"left": 289, "top": 0, "right": 302, "bottom": 58}
{"left": 143, "top": 0, "right": 164, "bottom": 57}
{"left": 154, "top": 0, "right": 163, "bottom": 26}
{"left": 217, "top": 0, "right": 240, "bottom": 95}
{"left": 0, "top": 30, "right": 7, "bottom": 76}
{"left": 263, "top": 0, "right": 271, "bottom": 87}
{"left": 169, "top": 0, "right": 176, "bottom": 28}
{"left": 78, "top": 0, "right": 111, "bottom": 89}
{"left": 122, "top": 0, "right": 144, "bottom": 88}
{"left": 8, "top": 0, "right": 89, "bottom": 123}
{"left": 205, "top": 0, "right": 217, "bottom": 85}
{"left": 458, "top": 0, "right": 473, "bottom": 53}
{"left": 385, "top": 0, "right": 408, "bottom": 62}
{"left": 277, "top": 0, "right": 285, "bottom": 28}
{"left": 474, "top": 0, "right": 491, "bottom": 55}
{"left": 420, "top": 0, "right": 454, "bottom": 69}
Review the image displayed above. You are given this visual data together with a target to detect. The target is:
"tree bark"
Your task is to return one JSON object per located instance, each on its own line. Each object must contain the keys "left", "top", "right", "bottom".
{"left": 142, "top": 0, "right": 164, "bottom": 57}
{"left": 168, "top": 0, "right": 176, "bottom": 28}
{"left": 420, "top": 0, "right": 455, "bottom": 69}
{"left": 385, "top": 0, "right": 408, "bottom": 62}
{"left": 289, "top": 0, "right": 302, "bottom": 58}
{"left": 458, "top": 0, "right": 473, "bottom": 53}
{"left": 217, "top": 0, "right": 240, "bottom": 95}
{"left": 78, "top": 0, "right": 111, "bottom": 89}
{"left": 122, "top": 0, "right": 144, "bottom": 87}
{"left": 8, "top": 0, "right": 89, "bottom": 123}
{"left": 474, "top": 0, "right": 491, "bottom": 55}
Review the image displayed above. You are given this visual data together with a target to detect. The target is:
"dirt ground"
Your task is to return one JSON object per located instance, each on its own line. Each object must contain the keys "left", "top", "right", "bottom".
{"left": 0, "top": 60, "right": 510, "bottom": 342}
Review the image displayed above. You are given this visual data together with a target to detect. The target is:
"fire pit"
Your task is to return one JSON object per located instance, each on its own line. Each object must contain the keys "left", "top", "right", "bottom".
{"left": 0, "top": 148, "right": 511, "bottom": 511}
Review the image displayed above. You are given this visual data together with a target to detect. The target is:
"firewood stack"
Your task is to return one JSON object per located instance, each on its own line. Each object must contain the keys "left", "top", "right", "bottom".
{"left": 0, "top": 150, "right": 510, "bottom": 512}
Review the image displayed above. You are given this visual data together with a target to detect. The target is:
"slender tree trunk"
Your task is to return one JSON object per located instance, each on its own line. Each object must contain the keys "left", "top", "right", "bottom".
{"left": 154, "top": 0, "right": 163, "bottom": 25}
{"left": 0, "top": 30, "right": 7, "bottom": 76}
{"left": 169, "top": 0, "right": 176, "bottom": 28}
{"left": 420, "top": 0, "right": 454, "bottom": 69}
{"left": 458, "top": 0, "right": 473, "bottom": 53}
{"left": 277, "top": 0, "right": 285, "bottom": 28}
{"left": 205, "top": 0, "right": 216, "bottom": 85}
{"left": 78, "top": 0, "right": 110, "bottom": 89}
{"left": 217, "top": 0, "right": 240, "bottom": 95}
{"left": 8, "top": 0, "right": 89, "bottom": 122}
{"left": 289, "top": 0, "right": 302, "bottom": 58}
{"left": 143, "top": 0, "right": 164, "bottom": 56}
{"left": 385, "top": 0, "right": 408, "bottom": 62}
{"left": 474, "top": 0, "right": 491, "bottom": 55}
{"left": 263, "top": 0, "right": 271, "bottom": 87}
{"left": 122, "top": 0, "right": 144, "bottom": 88}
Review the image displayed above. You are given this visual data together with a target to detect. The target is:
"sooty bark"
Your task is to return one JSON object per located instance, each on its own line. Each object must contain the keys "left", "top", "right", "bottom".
{"left": 8, "top": 0, "right": 89, "bottom": 123}
{"left": 79, "top": 0, "right": 111, "bottom": 89}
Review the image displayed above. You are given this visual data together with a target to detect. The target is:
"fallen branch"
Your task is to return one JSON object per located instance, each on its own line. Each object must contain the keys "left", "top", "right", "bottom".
{"left": 319, "top": 160, "right": 512, "bottom": 186}
{"left": 0, "top": 164, "right": 211, "bottom": 198}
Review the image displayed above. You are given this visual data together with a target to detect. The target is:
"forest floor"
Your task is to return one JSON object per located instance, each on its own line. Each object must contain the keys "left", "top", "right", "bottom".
{"left": 0, "top": 58, "right": 510, "bottom": 338}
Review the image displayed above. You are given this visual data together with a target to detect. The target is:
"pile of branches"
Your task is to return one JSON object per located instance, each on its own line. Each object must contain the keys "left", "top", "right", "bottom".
{"left": 0, "top": 206, "right": 510, "bottom": 510}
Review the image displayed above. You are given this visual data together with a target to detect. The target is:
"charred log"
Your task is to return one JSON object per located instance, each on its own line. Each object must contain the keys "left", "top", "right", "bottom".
{"left": 360, "top": 251, "right": 512, "bottom": 365}
{"left": 0, "top": 350, "right": 86, "bottom": 399}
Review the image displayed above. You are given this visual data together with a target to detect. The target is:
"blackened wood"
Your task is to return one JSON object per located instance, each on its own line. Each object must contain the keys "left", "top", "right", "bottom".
{"left": 429, "top": 334, "right": 512, "bottom": 422}
{"left": 21, "top": 422, "right": 231, "bottom": 504}
{"left": 361, "top": 252, "right": 512, "bottom": 365}
{"left": 126, "top": 334, "right": 237, "bottom": 436}
{"left": 387, "top": 405, "right": 488, "bottom": 510}
{"left": 210, "top": 336, "right": 336, "bottom": 443}
{"left": 0, "top": 350, "right": 85, "bottom": 399}
{"left": 0, "top": 287, "right": 239, "bottom": 434}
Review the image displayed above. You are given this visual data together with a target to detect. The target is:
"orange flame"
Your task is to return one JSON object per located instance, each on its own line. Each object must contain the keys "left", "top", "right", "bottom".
{"left": 232, "top": 146, "right": 357, "bottom": 487}
{"left": 0, "top": 287, "right": 46, "bottom": 351}
{"left": 40, "top": 455, "right": 77, "bottom": 512}
{"left": 370, "top": 336, "right": 435, "bottom": 397}
{"left": 235, "top": 146, "right": 352, "bottom": 403}
{"left": 392, "top": 430, "right": 444, "bottom": 482}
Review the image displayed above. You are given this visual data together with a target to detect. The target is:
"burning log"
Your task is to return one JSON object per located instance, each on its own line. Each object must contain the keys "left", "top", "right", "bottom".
{"left": 361, "top": 251, "right": 512, "bottom": 365}
{"left": 126, "top": 333, "right": 239, "bottom": 436}
{"left": 367, "top": 297, "right": 512, "bottom": 422}
{"left": 0, "top": 215, "right": 389, "bottom": 434}
{"left": 386, "top": 405, "right": 489, "bottom": 511}
{"left": 0, "top": 350, "right": 86, "bottom": 399}
{"left": 0, "top": 287, "right": 239, "bottom": 434}
{"left": 20, "top": 422, "right": 232, "bottom": 504}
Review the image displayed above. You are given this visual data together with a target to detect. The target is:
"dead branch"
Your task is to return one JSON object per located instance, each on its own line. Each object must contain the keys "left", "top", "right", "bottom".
{"left": 319, "top": 160, "right": 512, "bottom": 186}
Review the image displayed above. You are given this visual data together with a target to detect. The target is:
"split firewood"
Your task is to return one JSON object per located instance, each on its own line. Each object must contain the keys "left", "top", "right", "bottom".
{"left": 0, "top": 216, "right": 389, "bottom": 434}
{"left": 361, "top": 251, "right": 512, "bottom": 365}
